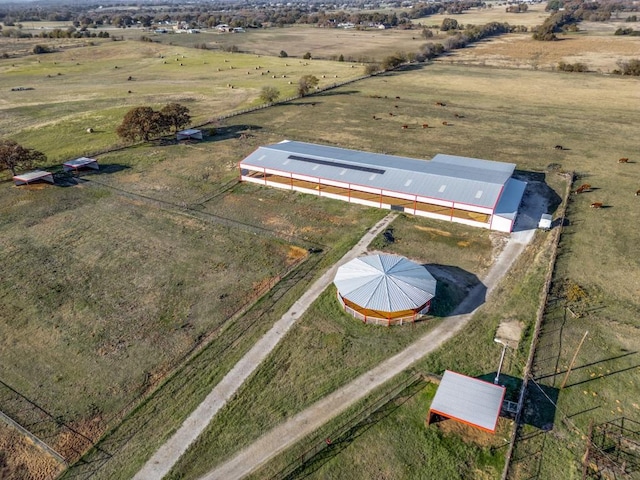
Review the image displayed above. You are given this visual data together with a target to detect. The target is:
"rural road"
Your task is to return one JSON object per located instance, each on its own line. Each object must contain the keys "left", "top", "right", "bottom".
{"left": 200, "top": 228, "right": 535, "bottom": 480}
{"left": 133, "top": 213, "right": 398, "bottom": 480}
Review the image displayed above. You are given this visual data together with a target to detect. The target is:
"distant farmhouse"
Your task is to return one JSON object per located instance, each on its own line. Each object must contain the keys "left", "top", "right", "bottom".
{"left": 239, "top": 141, "right": 526, "bottom": 233}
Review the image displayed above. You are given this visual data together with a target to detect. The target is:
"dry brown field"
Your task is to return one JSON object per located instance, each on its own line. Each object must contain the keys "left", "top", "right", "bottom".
{"left": 440, "top": 31, "right": 640, "bottom": 72}
{"left": 413, "top": 4, "right": 550, "bottom": 28}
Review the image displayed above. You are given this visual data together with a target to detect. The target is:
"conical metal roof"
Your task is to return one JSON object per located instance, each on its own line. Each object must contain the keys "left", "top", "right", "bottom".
{"left": 334, "top": 254, "right": 436, "bottom": 312}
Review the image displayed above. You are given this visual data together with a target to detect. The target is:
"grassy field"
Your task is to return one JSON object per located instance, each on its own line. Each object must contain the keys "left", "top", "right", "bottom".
{"left": 413, "top": 4, "right": 550, "bottom": 28}
{"left": 1, "top": 25, "right": 640, "bottom": 480}
{"left": 0, "top": 40, "right": 363, "bottom": 163}
{"left": 441, "top": 31, "right": 640, "bottom": 72}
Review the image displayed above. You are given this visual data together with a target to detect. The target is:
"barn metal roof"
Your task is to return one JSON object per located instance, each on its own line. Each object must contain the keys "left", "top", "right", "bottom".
{"left": 333, "top": 254, "right": 436, "bottom": 312}
{"left": 429, "top": 370, "right": 506, "bottom": 433}
{"left": 240, "top": 141, "right": 517, "bottom": 209}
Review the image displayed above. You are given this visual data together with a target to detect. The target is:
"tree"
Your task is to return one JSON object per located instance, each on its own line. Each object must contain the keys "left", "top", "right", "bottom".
{"left": 260, "top": 86, "right": 280, "bottom": 104}
{"left": 161, "top": 103, "right": 191, "bottom": 132}
{"left": 440, "top": 18, "right": 459, "bottom": 31}
{"left": 116, "top": 106, "right": 167, "bottom": 142}
{"left": 303, "top": 51, "right": 312, "bottom": 60}
{"left": 0, "top": 139, "right": 47, "bottom": 176}
{"left": 279, "top": 50, "right": 288, "bottom": 58}
{"left": 297, "top": 75, "right": 319, "bottom": 96}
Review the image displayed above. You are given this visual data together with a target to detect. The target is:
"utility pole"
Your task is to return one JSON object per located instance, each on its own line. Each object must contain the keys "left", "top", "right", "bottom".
{"left": 561, "top": 330, "right": 589, "bottom": 389}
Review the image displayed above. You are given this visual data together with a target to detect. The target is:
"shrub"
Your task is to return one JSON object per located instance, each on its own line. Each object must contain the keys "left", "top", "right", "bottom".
{"left": 33, "top": 44, "right": 52, "bottom": 54}
{"left": 302, "top": 52, "right": 312, "bottom": 60}
{"left": 279, "top": 50, "right": 288, "bottom": 58}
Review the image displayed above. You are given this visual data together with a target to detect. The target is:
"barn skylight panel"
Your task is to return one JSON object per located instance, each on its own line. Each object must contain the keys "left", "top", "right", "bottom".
{"left": 475, "top": 190, "right": 483, "bottom": 199}
{"left": 340, "top": 169, "right": 347, "bottom": 175}
{"left": 283, "top": 158, "right": 290, "bottom": 165}
{"left": 312, "top": 165, "right": 320, "bottom": 170}
{"left": 404, "top": 179, "right": 413, "bottom": 187}
{"left": 438, "top": 185, "right": 447, "bottom": 193}
{"left": 369, "top": 173, "right": 377, "bottom": 180}
{"left": 258, "top": 155, "right": 266, "bottom": 162}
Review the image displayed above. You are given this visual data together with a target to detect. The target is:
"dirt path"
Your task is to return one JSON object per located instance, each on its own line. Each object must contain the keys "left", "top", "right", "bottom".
{"left": 133, "top": 213, "right": 397, "bottom": 480}
{"left": 200, "top": 228, "right": 535, "bottom": 480}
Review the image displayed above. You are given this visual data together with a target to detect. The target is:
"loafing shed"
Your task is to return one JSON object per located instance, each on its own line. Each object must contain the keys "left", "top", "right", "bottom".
{"left": 428, "top": 370, "right": 506, "bottom": 433}
{"left": 13, "top": 170, "right": 54, "bottom": 186}
{"left": 63, "top": 157, "right": 99, "bottom": 173}
{"left": 177, "top": 129, "right": 203, "bottom": 141}
{"left": 333, "top": 254, "right": 436, "bottom": 326}
{"left": 239, "top": 140, "right": 526, "bottom": 233}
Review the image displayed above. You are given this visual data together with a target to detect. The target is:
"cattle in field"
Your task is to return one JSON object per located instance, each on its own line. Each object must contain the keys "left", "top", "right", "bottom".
{"left": 454, "top": 113, "right": 464, "bottom": 118}
{"left": 636, "top": 190, "right": 640, "bottom": 196}
{"left": 389, "top": 112, "right": 394, "bottom": 116}
{"left": 422, "top": 123, "right": 428, "bottom": 129}
{"left": 401, "top": 125, "right": 409, "bottom": 129}
{"left": 590, "top": 202, "right": 603, "bottom": 209}
{"left": 554, "top": 145, "right": 564, "bottom": 150}
{"left": 575, "top": 184, "right": 591, "bottom": 194}
{"left": 442, "top": 121, "right": 448, "bottom": 126}
{"left": 618, "top": 157, "right": 629, "bottom": 163}
{"left": 395, "top": 96, "right": 401, "bottom": 99}
{"left": 372, "top": 115, "right": 377, "bottom": 120}
{"left": 435, "top": 102, "right": 446, "bottom": 107}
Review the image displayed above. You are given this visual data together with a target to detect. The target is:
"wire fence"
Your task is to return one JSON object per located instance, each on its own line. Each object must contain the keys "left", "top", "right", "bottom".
{"left": 268, "top": 370, "right": 431, "bottom": 480}
{"left": 502, "top": 171, "right": 575, "bottom": 480}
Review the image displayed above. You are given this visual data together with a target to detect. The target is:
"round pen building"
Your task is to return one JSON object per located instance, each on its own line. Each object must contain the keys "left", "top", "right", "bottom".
{"left": 333, "top": 254, "right": 437, "bottom": 326}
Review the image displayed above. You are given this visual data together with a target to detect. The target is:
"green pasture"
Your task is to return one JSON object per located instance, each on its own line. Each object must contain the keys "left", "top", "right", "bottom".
{"left": 1, "top": 30, "right": 639, "bottom": 480}
{"left": 166, "top": 213, "right": 498, "bottom": 480}
{"left": 0, "top": 40, "right": 363, "bottom": 164}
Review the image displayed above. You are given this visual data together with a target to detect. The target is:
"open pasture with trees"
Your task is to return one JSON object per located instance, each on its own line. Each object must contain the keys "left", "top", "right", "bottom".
{"left": 0, "top": 40, "right": 361, "bottom": 163}
{"left": 154, "top": 63, "right": 638, "bottom": 479}
{"left": 412, "top": 3, "right": 550, "bottom": 28}
{"left": 440, "top": 28, "right": 640, "bottom": 71}
{"left": 1, "top": 16, "right": 640, "bottom": 478}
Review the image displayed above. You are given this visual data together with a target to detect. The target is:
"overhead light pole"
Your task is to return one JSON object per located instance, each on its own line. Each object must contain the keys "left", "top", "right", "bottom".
{"left": 494, "top": 338, "right": 508, "bottom": 385}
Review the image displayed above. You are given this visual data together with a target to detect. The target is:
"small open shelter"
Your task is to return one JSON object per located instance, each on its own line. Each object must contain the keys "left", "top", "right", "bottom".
{"left": 63, "top": 157, "right": 99, "bottom": 173}
{"left": 13, "top": 170, "right": 54, "bottom": 186}
{"left": 427, "top": 370, "right": 506, "bottom": 433}
{"left": 177, "top": 129, "right": 203, "bottom": 141}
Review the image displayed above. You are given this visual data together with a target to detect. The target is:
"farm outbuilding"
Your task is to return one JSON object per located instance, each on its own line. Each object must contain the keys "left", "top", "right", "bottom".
{"left": 333, "top": 254, "right": 437, "bottom": 326}
{"left": 177, "top": 129, "right": 203, "bottom": 141}
{"left": 63, "top": 157, "right": 99, "bottom": 173}
{"left": 13, "top": 170, "right": 54, "bottom": 186}
{"left": 427, "top": 370, "right": 506, "bottom": 433}
{"left": 239, "top": 141, "right": 526, "bottom": 232}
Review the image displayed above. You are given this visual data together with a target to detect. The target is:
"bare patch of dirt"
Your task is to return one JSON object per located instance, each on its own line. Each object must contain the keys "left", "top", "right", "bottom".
{"left": 0, "top": 422, "right": 64, "bottom": 480}
{"left": 414, "top": 225, "right": 452, "bottom": 237}
{"left": 496, "top": 319, "right": 524, "bottom": 349}
{"left": 286, "top": 246, "right": 309, "bottom": 265}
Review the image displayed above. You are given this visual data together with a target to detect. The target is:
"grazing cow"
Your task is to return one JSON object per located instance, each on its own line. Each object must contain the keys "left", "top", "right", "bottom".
{"left": 372, "top": 115, "right": 377, "bottom": 120}
{"left": 422, "top": 124, "right": 428, "bottom": 129}
{"left": 454, "top": 113, "right": 464, "bottom": 118}
{"left": 401, "top": 125, "right": 409, "bottom": 129}
{"left": 389, "top": 112, "right": 394, "bottom": 116}
{"left": 554, "top": 145, "right": 564, "bottom": 150}
{"left": 394, "top": 105, "right": 399, "bottom": 108}
{"left": 590, "top": 202, "right": 603, "bottom": 209}
{"left": 575, "top": 184, "right": 591, "bottom": 194}
{"left": 435, "top": 102, "right": 446, "bottom": 107}
{"left": 635, "top": 189, "right": 640, "bottom": 196}
{"left": 395, "top": 96, "right": 401, "bottom": 99}
{"left": 442, "top": 121, "right": 448, "bottom": 126}
{"left": 618, "top": 157, "right": 629, "bottom": 163}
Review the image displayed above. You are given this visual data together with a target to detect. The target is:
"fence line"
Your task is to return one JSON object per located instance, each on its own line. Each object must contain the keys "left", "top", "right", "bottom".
{"left": 0, "top": 408, "right": 67, "bottom": 465}
{"left": 501, "top": 171, "right": 574, "bottom": 480}
{"left": 269, "top": 370, "right": 429, "bottom": 480}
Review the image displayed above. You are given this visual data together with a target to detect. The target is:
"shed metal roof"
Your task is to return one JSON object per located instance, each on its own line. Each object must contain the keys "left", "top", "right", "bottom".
{"left": 240, "top": 141, "right": 516, "bottom": 209}
{"left": 13, "top": 170, "right": 54, "bottom": 182}
{"left": 333, "top": 254, "right": 436, "bottom": 312}
{"left": 429, "top": 370, "right": 506, "bottom": 433}
{"left": 64, "top": 157, "right": 98, "bottom": 168}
